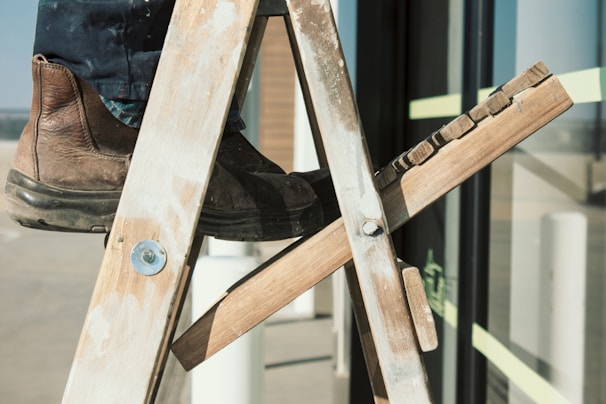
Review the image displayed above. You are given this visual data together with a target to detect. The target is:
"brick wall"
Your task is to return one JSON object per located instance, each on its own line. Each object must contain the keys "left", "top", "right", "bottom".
{"left": 258, "top": 18, "right": 296, "bottom": 173}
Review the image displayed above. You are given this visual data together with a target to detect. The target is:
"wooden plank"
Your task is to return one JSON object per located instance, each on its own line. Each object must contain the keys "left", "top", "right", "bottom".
{"left": 61, "top": 0, "right": 259, "bottom": 403}
{"left": 383, "top": 74, "right": 571, "bottom": 226}
{"left": 469, "top": 90, "right": 510, "bottom": 121}
{"left": 501, "top": 61, "right": 548, "bottom": 97}
{"left": 437, "top": 114, "right": 476, "bottom": 143}
{"left": 150, "top": 235, "right": 203, "bottom": 402}
{"left": 235, "top": 15, "right": 268, "bottom": 109}
{"left": 345, "top": 261, "right": 439, "bottom": 397}
{"left": 400, "top": 264, "right": 438, "bottom": 353}
{"left": 285, "top": 0, "right": 430, "bottom": 400}
{"left": 344, "top": 262, "right": 390, "bottom": 404}
{"left": 407, "top": 140, "right": 436, "bottom": 166}
{"left": 172, "top": 74, "right": 573, "bottom": 370}
{"left": 284, "top": 14, "right": 328, "bottom": 166}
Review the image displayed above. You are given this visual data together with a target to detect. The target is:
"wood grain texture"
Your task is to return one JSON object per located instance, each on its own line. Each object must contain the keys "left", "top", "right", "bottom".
{"left": 284, "top": 13, "right": 328, "bottom": 167}
{"left": 286, "top": 0, "right": 431, "bottom": 400}
{"left": 377, "top": 61, "right": 549, "bottom": 191}
{"left": 61, "top": 0, "right": 259, "bottom": 403}
{"left": 344, "top": 262, "right": 391, "bottom": 404}
{"left": 469, "top": 90, "right": 510, "bottom": 121}
{"left": 401, "top": 265, "right": 438, "bottom": 353}
{"left": 383, "top": 75, "right": 571, "bottom": 227}
{"left": 173, "top": 75, "right": 573, "bottom": 378}
{"left": 235, "top": 15, "right": 268, "bottom": 108}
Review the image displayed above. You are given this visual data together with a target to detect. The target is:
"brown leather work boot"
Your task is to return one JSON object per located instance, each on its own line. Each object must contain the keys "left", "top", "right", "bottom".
{"left": 5, "top": 55, "right": 329, "bottom": 241}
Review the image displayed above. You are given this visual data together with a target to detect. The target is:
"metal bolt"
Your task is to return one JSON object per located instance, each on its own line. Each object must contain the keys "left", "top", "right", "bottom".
{"left": 130, "top": 240, "right": 167, "bottom": 276}
{"left": 141, "top": 249, "right": 156, "bottom": 264}
{"left": 362, "top": 220, "right": 382, "bottom": 236}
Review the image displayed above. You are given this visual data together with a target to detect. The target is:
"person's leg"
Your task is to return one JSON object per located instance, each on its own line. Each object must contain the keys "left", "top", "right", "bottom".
{"left": 32, "top": 0, "right": 287, "bottom": 172}
{"left": 6, "top": 1, "right": 338, "bottom": 241}
{"left": 34, "top": 0, "right": 169, "bottom": 123}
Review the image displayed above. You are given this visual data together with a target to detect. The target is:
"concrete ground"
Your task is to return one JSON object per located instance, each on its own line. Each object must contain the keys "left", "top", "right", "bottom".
{"left": 6, "top": 134, "right": 603, "bottom": 403}
{"left": 0, "top": 140, "right": 337, "bottom": 404}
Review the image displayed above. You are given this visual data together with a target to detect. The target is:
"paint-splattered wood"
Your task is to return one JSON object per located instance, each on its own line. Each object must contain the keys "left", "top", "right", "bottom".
{"left": 344, "top": 261, "right": 391, "bottom": 404}
{"left": 284, "top": 13, "right": 328, "bottom": 166}
{"left": 61, "top": 1, "right": 259, "bottom": 403}
{"left": 286, "top": 0, "right": 431, "bottom": 400}
{"left": 344, "top": 261, "right": 438, "bottom": 403}
{"left": 235, "top": 15, "right": 267, "bottom": 108}
{"left": 400, "top": 264, "right": 438, "bottom": 353}
{"left": 172, "top": 75, "right": 573, "bottom": 381}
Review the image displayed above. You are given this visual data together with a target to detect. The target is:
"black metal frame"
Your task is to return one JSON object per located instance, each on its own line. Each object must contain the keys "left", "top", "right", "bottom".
{"left": 456, "top": 0, "right": 493, "bottom": 403}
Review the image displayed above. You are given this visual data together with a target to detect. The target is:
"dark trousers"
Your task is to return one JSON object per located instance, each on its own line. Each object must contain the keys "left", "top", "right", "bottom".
{"left": 33, "top": 0, "right": 244, "bottom": 131}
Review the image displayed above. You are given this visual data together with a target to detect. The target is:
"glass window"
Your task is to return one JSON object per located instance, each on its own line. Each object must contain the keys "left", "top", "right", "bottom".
{"left": 489, "top": 0, "right": 606, "bottom": 402}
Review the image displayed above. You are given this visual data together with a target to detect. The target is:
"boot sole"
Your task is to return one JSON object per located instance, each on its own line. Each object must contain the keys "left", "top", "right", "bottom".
{"left": 5, "top": 169, "right": 324, "bottom": 241}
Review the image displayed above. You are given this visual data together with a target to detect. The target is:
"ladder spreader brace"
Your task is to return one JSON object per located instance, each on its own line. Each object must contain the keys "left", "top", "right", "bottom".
{"left": 60, "top": 0, "right": 573, "bottom": 403}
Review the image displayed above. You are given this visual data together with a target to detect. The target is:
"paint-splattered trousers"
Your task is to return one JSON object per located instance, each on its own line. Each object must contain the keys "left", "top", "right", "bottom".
{"left": 33, "top": 0, "right": 244, "bottom": 130}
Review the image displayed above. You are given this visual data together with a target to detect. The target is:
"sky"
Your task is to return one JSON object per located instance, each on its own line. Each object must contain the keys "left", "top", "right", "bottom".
{"left": 1, "top": 1, "right": 38, "bottom": 109}
{"left": 0, "top": 1, "right": 356, "bottom": 111}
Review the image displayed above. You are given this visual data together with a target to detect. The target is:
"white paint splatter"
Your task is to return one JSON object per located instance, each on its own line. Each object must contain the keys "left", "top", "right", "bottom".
{"left": 359, "top": 189, "right": 383, "bottom": 221}
{"left": 311, "top": 0, "right": 331, "bottom": 12}
{"left": 209, "top": 1, "right": 238, "bottom": 35}
{"left": 87, "top": 306, "right": 111, "bottom": 357}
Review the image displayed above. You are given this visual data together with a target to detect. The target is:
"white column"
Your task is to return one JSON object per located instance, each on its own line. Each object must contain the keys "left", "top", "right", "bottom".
{"left": 537, "top": 212, "right": 587, "bottom": 403}
{"left": 291, "top": 58, "right": 319, "bottom": 320}
{"left": 191, "top": 239, "right": 264, "bottom": 404}
{"left": 510, "top": 211, "right": 587, "bottom": 403}
{"left": 295, "top": 1, "right": 356, "bottom": 403}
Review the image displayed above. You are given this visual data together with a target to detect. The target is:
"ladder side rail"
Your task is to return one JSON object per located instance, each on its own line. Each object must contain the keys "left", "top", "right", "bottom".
{"left": 149, "top": 235, "right": 204, "bottom": 402}
{"left": 344, "top": 261, "right": 390, "bottom": 403}
{"left": 284, "top": 0, "right": 432, "bottom": 401}
{"left": 283, "top": 12, "right": 328, "bottom": 167}
{"left": 235, "top": 15, "right": 268, "bottom": 108}
{"left": 61, "top": 1, "right": 260, "bottom": 402}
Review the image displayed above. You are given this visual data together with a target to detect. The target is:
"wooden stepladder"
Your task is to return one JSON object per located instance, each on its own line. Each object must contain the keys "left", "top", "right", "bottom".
{"left": 61, "top": 0, "right": 573, "bottom": 403}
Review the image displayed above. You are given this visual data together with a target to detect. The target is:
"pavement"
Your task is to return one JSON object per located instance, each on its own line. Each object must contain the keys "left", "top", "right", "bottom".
{"left": 4, "top": 133, "right": 606, "bottom": 403}
{"left": 0, "top": 140, "right": 337, "bottom": 404}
